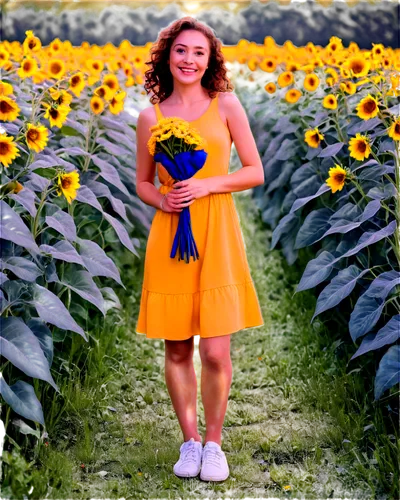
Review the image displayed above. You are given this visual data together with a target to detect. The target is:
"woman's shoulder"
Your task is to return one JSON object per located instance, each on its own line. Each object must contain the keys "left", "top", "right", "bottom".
{"left": 218, "top": 92, "right": 243, "bottom": 118}
{"left": 138, "top": 103, "right": 158, "bottom": 127}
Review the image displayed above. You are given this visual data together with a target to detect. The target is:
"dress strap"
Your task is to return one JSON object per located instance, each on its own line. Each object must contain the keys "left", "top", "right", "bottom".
{"left": 154, "top": 102, "right": 163, "bottom": 121}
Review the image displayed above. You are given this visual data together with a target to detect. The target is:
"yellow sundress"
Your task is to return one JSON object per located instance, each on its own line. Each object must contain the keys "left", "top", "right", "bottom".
{"left": 135, "top": 92, "right": 264, "bottom": 340}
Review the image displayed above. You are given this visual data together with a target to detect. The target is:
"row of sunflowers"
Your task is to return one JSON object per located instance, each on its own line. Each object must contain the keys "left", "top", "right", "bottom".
{"left": 0, "top": 30, "right": 149, "bottom": 437}
{"left": 235, "top": 36, "right": 399, "bottom": 401}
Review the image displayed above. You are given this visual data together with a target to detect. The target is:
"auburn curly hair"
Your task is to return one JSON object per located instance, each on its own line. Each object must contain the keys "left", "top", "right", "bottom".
{"left": 144, "top": 17, "right": 234, "bottom": 104}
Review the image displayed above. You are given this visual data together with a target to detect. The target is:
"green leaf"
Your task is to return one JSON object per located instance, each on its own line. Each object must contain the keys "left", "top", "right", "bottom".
{"left": 31, "top": 167, "right": 58, "bottom": 179}
{"left": 60, "top": 125, "right": 80, "bottom": 137}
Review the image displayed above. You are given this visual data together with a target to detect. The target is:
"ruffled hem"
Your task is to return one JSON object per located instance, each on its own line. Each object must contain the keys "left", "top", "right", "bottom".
{"left": 135, "top": 280, "right": 264, "bottom": 341}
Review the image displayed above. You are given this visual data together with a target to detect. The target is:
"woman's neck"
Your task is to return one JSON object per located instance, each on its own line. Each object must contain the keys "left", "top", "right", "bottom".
{"left": 167, "top": 83, "right": 210, "bottom": 107}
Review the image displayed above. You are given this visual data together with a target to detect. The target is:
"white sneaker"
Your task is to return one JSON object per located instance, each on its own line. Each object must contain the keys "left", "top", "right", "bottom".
{"left": 200, "top": 441, "right": 230, "bottom": 482}
{"left": 173, "top": 437, "right": 203, "bottom": 478}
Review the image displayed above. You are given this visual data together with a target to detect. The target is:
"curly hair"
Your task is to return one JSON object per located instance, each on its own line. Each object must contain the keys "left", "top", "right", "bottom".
{"left": 144, "top": 17, "right": 234, "bottom": 104}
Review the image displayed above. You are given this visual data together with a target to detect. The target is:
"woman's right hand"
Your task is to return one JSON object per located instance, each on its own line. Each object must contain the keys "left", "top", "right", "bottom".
{"left": 161, "top": 191, "right": 194, "bottom": 213}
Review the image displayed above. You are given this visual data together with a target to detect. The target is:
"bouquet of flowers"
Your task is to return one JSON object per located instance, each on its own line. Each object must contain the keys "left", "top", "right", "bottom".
{"left": 147, "top": 116, "right": 208, "bottom": 263}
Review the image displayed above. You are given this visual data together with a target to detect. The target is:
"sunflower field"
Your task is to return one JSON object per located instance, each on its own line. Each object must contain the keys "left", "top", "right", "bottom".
{"left": 0, "top": 28, "right": 399, "bottom": 496}
{"left": 0, "top": 31, "right": 151, "bottom": 431}
{"left": 234, "top": 37, "right": 400, "bottom": 400}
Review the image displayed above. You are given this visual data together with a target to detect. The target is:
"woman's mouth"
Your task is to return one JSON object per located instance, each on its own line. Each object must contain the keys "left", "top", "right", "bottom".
{"left": 179, "top": 67, "right": 198, "bottom": 74}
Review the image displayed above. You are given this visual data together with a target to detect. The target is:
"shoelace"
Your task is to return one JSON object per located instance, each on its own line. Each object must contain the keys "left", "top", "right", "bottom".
{"left": 181, "top": 441, "right": 200, "bottom": 464}
{"left": 203, "top": 447, "right": 224, "bottom": 467}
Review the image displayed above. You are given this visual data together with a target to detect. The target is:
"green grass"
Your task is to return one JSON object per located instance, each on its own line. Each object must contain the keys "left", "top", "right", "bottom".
{"left": 2, "top": 191, "right": 398, "bottom": 499}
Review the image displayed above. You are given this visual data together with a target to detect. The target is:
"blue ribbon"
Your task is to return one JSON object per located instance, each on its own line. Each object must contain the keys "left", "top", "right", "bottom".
{"left": 154, "top": 149, "right": 207, "bottom": 263}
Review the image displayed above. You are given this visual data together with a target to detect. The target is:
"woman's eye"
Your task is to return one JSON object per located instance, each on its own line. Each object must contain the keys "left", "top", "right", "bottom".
{"left": 176, "top": 48, "right": 204, "bottom": 56}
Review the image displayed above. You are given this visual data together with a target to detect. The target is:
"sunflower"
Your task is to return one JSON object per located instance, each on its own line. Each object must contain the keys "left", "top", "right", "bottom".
{"left": 109, "top": 91, "right": 126, "bottom": 115}
{"left": 247, "top": 56, "right": 258, "bottom": 72}
{"left": 371, "top": 43, "right": 384, "bottom": 59}
{"left": 348, "top": 133, "right": 371, "bottom": 161}
{"left": 49, "top": 38, "right": 63, "bottom": 54}
{"left": 304, "top": 128, "right": 324, "bottom": 148}
{"left": 0, "top": 48, "right": 10, "bottom": 67}
{"left": 48, "top": 89, "right": 72, "bottom": 109}
{"left": 42, "top": 102, "right": 70, "bottom": 128}
{"left": 94, "top": 84, "right": 114, "bottom": 101}
{"left": 327, "top": 36, "right": 343, "bottom": 52}
{"left": 86, "top": 58, "right": 104, "bottom": 74}
{"left": 90, "top": 96, "right": 104, "bottom": 115}
{"left": 102, "top": 73, "right": 119, "bottom": 93}
{"left": 123, "top": 62, "right": 133, "bottom": 78}
{"left": 356, "top": 94, "right": 379, "bottom": 120}
{"left": 69, "top": 72, "right": 86, "bottom": 97}
{"left": 285, "top": 89, "right": 302, "bottom": 103}
{"left": 303, "top": 73, "right": 320, "bottom": 92}
{"left": 0, "top": 133, "right": 20, "bottom": 167}
{"left": 0, "top": 81, "right": 13, "bottom": 96}
{"left": 17, "top": 57, "right": 39, "bottom": 79}
{"left": 349, "top": 41, "right": 359, "bottom": 52}
{"left": 388, "top": 118, "right": 400, "bottom": 141}
{"left": 340, "top": 81, "right": 357, "bottom": 95}
{"left": 324, "top": 67, "right": 339, "bottom": 84}
{"left": 56, "top": 170, "right": 80, "bottom": 204}
{"left": 278, "top": 71, "right": 294, "bottom": 88}
{"left": 0, "top": 96, "right": 20, "bottom": 121}
{"left": 323, "top": 94, "right": 337, "bottom": 109}
{"left": 326, "top": 164, "right": 347, "bottom": 193}
{"left": 23, "top": 30, "right": 42, "bottom": 54}
{"left": 25, "top": 123, "right": 49, "bottom": 153}
{"left": 259, "top": 57, "right": 276, "bottom": 73}
{"left": 346, "top": 56, "right": 371, "bottom": 78}
{"left": 340, "top": 67, "right": 352, "bottom": 79}
{"left": 47, "top": 59, "right": 66, "bottom": 80}
{"left": 382, "top": 56, "right": 393, "bottom": 70}
{"left": 264, "top": 82, "right": 276, "bottom": 94}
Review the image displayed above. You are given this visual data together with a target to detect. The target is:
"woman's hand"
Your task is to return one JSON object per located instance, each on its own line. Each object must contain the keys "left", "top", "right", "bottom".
{"left": 163, "top": 178, "right": 211, "bottom": 212}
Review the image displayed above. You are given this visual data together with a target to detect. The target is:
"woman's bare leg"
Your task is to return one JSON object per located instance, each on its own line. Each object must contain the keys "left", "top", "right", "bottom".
{"left": 164, "top": 337, "right": 202, "bottom": 443}
{"left": 199, "top": 335, "right": 232, "bottom": 445}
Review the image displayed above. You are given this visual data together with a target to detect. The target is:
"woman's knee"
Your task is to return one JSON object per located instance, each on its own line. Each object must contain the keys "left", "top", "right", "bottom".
{"left": 199, "top": 337, "right": 231, "bottom": 369}
{"left": 165, "top": 337, "right": 194, "bottom": 364}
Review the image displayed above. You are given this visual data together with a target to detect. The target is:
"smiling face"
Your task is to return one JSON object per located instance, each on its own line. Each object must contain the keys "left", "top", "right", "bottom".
{"left": 169, "top": 29, "right": 210, "bottom": 86}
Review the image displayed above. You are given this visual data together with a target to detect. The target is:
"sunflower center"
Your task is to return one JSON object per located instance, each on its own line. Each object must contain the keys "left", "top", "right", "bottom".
{"left": 50, "top": 62, "right": 62, "bottom": 74}
{"left": 93, "top": 101, "right": 100, "bottom": 110}
{"left": 23, "top": 61, "right": 32, "bottom": 71}
{"left": 97, "top": 88, "right": 106, "bottom": 97}
{"left": 49, "top": 108, "right": 59, "bottom": 118}
{"left": 357, "top": 141, "right": 366, "bottom": 153}
{"left": 28, "top": 40, "right": 37, "bottom": 49}
{"left": 329, "top": 98, "right": 335, "bottom": 105}
{"left": 267, "top": 61, "right": 273, "bottom": 67}
{"left": 351, "top": 61, "right": 364, "bottom": 74}
{"left": 0, "top": 142, "right": 10, "bottom": 154}
{"left": 312, "top": 133, "right": 320, "bottom": 143}
{"left": 334, "top": 173, "right": 345, "bottom": 182}
{"left": 106, "top": 81, "right": 116, "bottom": 89}
{"left": 309, "top": 78, "right": 315, "bottom": 86}
{"left": 0, "top": 100, "right": 13, "bottom": 113}
{"left": 363, "top": 100, "right": 377, "bottom": 113}
{"left": 93, "top": 63, "right": 100, "bottom": 70}
{"left": 27, "top": 129, "right": 39, "bottom": 141}
{"left": 71, "top": 76, "right": 80, "bottom": 86}
{"left": 395, "top": 123, "right": 400, "bottom": 135}
{"left": 61, "top": 177, "right": 72, "bottom": 189}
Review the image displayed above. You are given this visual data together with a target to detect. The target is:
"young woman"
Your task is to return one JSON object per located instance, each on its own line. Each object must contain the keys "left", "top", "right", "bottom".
{"left": 135, "top": 17, "right": 264, "bottom": 482}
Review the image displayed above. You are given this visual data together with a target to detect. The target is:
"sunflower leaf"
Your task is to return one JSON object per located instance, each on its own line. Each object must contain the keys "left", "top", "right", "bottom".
{"left": 0, "top": 378, "right": 44, "bottom": 426}
{"left": 317, "top": 142, "right": 345, "bottom": 158}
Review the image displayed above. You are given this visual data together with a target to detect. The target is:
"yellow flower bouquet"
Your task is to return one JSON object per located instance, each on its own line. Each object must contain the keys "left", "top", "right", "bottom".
{"left": 147, "top": 117, "right": 207, "bottom": 263}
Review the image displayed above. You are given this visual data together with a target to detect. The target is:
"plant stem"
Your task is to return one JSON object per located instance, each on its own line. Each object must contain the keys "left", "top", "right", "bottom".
{"left": 394, "top": 141, "right": 400, "bottom": 269}
{"left": 82, "top": 114, "right": 94, "bottom": 172}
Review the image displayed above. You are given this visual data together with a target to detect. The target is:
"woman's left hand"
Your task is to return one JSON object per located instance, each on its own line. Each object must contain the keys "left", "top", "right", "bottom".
{"left": 169, "top": 178, "right": 210, "bottom": 209}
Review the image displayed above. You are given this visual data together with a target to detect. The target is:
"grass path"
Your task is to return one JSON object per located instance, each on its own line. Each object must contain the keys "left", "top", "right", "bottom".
{"left": 42, "top": 191, "right": 380, "bottom": 499}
